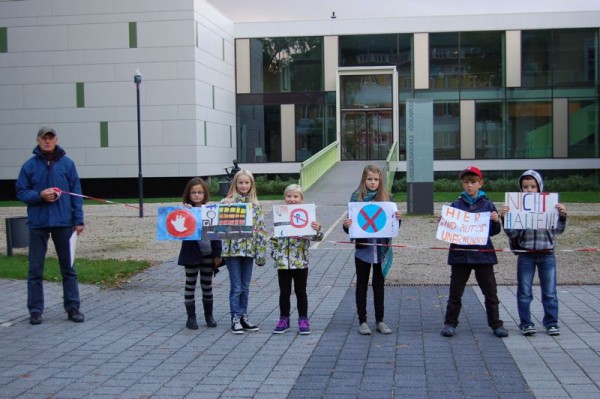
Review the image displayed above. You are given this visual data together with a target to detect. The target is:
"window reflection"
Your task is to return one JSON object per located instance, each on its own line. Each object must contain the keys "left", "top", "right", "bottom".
{"left": 569, "top": 99, "right": 598, "bottom": 158}
{"left": 429, "top": 32, "right": 502, "bottom": 89}
{"left": 507, "top": 101, "right": 552, "bottom": 158}
{"left": 252, "top": 37, "right": 323, "bottom": 93}
{"left": 433, "top": 102, "right": 460, "bottom": 159}
{"left": 475, "top": 102, "right": 505, "bottom": 158}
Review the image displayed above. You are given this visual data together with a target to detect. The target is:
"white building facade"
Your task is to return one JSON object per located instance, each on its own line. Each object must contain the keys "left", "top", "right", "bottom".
{"left": 1, "top": 0, "right": 599, "bottom": 197}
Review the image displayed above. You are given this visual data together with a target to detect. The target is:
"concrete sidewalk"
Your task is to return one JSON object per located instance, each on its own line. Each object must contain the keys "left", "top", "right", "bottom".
{"left": 1, "top": 238, "right": 600, "bottom": 398}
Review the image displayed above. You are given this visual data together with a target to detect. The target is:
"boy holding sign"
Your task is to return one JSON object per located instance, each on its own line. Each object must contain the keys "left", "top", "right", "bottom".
{"left": 440, "top": 166, "right": 507, "bottom": 338}
{"left": 501, "top": 170, "right": 567, "bottom": 336}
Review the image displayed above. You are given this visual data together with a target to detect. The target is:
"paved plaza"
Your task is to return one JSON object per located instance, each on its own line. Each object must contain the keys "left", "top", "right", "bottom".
{"left": 1, "top": 162, "right": 599, "bottom": 398}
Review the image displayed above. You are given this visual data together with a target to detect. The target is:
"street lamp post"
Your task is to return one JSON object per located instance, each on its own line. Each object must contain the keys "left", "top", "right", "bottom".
{"left": 134, "top": 71, "right": 144, "bottom": 218}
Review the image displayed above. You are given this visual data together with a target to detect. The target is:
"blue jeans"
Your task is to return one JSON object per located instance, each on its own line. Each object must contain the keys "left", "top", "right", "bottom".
{"left": 28, "top": 227, "right": 80, "bottom": 314}
{"left": 226, "top": 257, "right": 253, "bottom": 318}
{"left": 517, "top": 253, "right": 558, "bottom": 328}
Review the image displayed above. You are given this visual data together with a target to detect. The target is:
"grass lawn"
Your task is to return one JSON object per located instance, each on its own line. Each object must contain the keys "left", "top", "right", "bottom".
{"left": 0, "top": 255, "right": 150, "bottom": 287}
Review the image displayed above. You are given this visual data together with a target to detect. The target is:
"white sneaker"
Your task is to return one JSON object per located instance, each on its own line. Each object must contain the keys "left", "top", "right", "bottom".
{"left": 358, "top": 322, "right": 372, "bottom": 335}
{"left": 376, "top": 322, "right": 392, "bottom": 334}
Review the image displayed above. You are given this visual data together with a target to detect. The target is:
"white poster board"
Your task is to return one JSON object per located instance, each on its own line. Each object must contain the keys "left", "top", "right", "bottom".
{"left": 436, "top": 205, "right": 490, "bottom": 246}
{"left": 504, "top": 192, "right": 559, "bottom": 230}
{"left": 348, "top": 202, "right": 399, "bottom": 239}
{"left": 273, "top": 204, "right": 317, "bottom": 237}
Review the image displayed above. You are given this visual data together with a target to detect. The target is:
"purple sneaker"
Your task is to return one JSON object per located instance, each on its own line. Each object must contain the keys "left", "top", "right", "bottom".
{"left": 273, "top": 317, "right": 289, "bottom": 334}
{"left": 298, "top": 317, "right": 311, "bottom": 335}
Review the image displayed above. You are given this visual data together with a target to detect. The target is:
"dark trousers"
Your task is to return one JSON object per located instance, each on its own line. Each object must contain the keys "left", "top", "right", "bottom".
{"left": 444, "top": 264, "right": 503, "bottom": 330}
{"left": 355, "top": 257, "right": 385, "bottom": 324}
{"left": 28, "top": 227, "right": 80, "bottom": 314}
{"left": 277, "top": 268, "right": 308, "bottom": 318}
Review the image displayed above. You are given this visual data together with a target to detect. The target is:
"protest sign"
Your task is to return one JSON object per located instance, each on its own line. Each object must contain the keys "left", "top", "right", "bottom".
{"left": 157, "top": 206, "right": 202, "bottom": 240}
{"left": 504, "top": 192, "right": 559, "bottom": 230}
{"left": 348, "top": 202, "right": 400, "bottom": 239}
{"left": 436, "top": 205, "right": 490, "bottom": 246}
{"left": 201, "top": 203, "right": 253, "bottom": 239}
{"left": 273, "top": 204, "right": 317, "bottom": 237}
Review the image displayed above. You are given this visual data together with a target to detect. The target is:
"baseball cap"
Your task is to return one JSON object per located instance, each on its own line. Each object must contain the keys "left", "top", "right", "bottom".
{"left": 459, "top": 166, "right": 483, "bottom": 180}
{"left": 37, "top": 126, "right": 56, "bottom": 138}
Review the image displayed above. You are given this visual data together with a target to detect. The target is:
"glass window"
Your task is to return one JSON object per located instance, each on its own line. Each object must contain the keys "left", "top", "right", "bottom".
{"left": 433, "top": 102, "right": 460, "bottom": 159}
{"left": 251, "top": 37, "right": 323, "bottom": 93}
{"left": 295, "top": 104, "right": 329, "bottom": 162}
{"left": 339, "top": 34, "right": 412, "bottom": 89}
{"left": 475, "top": 102, "right": 505, "bottom": 158}
{"left": 237, "top": 104, "right": 281, "bottom": 163}
{"left": 460, "top": 31, "right": 502, "bottom": 88}
{"left": 340, "top": 74, "right": 393, "bottom": 109}
{"left": 521, "top": 30, "right": 552, "bottom": 87}
{"left": 507, "top": 101, "right": 552, "bottom": 158}
{"left": 553, "top": 29, "right": 597, "bottom": 87}
{"left": 569, "top": 99, "right": 598, "bottom": 158}
{"left": 430, "top": 32, "right": 503, "bottom": 89}
{"left": 429, "top": 33, "right": 460, "bottom": 90}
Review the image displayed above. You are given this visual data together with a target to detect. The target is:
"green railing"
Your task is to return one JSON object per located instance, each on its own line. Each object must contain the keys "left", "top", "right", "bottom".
{"left": 384, "top": 140, "right": 398, "bottom": 193}
{"left": 299, "top": 141, "right": 339, "bottom": 191}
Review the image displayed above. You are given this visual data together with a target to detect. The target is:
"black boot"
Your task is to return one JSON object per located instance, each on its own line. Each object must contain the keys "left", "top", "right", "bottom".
{"left": 185, "top": 303, "right": 198, "bottom": 330}
{"left": 203, "top": 300, "right": 217, "bottom": 328}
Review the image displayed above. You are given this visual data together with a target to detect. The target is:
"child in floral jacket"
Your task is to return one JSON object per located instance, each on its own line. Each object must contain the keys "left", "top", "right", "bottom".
{"left": 270, "top": 184, "right": 323, "bottom": 335}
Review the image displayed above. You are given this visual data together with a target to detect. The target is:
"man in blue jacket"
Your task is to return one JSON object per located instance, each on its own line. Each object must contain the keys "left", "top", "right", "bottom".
{"left": 16, "top": 127, "right": 85, "bottom": 325}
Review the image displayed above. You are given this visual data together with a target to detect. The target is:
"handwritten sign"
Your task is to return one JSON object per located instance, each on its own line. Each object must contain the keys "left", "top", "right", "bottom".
{"left": 504, "top": 192, "right": 559, "bottom": 230}
{"left": 201, "top": 203, "right": 253, "bottom": 239}
{"left": 273, "top": 204, "right": 317, "bottom": 237}
{"left": 157, "top": 207, "right": 203, "bottom": 240}
{"left": 436, "top": 205, "right": 490, "bottom": 246}
{"left": 348, "top": 202, "right": 399, "bottom": 239}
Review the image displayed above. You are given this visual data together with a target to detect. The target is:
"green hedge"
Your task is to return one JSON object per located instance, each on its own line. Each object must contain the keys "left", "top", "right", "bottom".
{"left": 210, "top": 174, "right": 598, "bottom": 197}
{"left": 208, "top": 175, "right": 298, "bottom": 197}
{"left": 392, "top": 176, "right": 599, "bottom": 193}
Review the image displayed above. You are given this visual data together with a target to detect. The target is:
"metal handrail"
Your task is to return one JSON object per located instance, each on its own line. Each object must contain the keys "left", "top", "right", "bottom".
{"left": 299, "top": 141, "right": 339, "bottom": 191}
{"left": 384, "top": 140, "right": 398, "bottom": 193}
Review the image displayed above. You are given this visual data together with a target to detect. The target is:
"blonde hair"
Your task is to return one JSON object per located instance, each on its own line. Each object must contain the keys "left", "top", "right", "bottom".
{"left": 356, "top": 164, "right": 390, "bottom": 201}
{"left": 226, "top": 169, "right": 259, "bottom": 204}
{"left": 283, "top": 183, "right": 304, "bottom": 199}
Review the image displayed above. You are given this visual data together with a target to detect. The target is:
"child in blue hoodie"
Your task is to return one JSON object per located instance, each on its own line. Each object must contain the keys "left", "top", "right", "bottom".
{"left": 440, "top": 166, "right": 507, "bottom": 338}
{"left": 501, "top": 170, "right": 567, "bottom": 336}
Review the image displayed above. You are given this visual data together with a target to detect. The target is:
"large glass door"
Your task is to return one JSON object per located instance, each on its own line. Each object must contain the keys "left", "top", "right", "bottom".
{"left": 341, "top": 111, "right": 393, "bottom": 160}
{"left": 338, "top": 68, "right": 397, "bottom": 161}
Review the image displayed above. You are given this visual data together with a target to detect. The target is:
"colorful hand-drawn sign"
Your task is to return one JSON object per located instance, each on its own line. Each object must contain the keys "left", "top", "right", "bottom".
{"left": 436, "top": 205, "right": 490, "bottom": 246}
{"left": 157, "top": 206, "right": 202, "bottom": 240}
{"left": 201, "top": 203, "right": 253, "bottom": 239}
{"left": 273, "top": 204, "right": 316, "bottom": 237}
{"left": 348, "top": 202, "right": 399, "bottom": 239}
{"left": 504, "top": 192, "right": 559, "bottom": 230}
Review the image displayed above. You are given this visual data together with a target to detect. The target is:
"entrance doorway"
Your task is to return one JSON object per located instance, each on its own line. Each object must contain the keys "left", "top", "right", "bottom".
{"left": 341, "top": 110, "right": 392, "bottom": 160}
{"left": 337, "top": 67, "right": 398, "bottom": 161}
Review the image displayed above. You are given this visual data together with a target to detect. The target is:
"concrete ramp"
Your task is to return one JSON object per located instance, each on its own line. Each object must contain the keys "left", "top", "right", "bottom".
{"left": 304, "top": 160, "right": 385, "bottom": 206}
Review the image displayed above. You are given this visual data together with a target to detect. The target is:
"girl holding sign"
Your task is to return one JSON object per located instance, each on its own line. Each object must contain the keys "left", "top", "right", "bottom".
{"left": 177, "top": 177, "right": 223, "bottom": 330}
{"left": 221, "top": 170, "right": 268, "bottom": 334}
{"left": 270, "top": 184, "right": 323, "bottom": 335}
{"left": 342, "top": 165, "right": 402, "bottom": 335}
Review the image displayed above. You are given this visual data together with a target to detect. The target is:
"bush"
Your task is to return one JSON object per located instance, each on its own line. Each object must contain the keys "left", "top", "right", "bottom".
{"left": 209, "top": 175, "right": 298, "bottom": 197}
{"left": 391, "top": 175, "right": 599, "bottom": 193}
